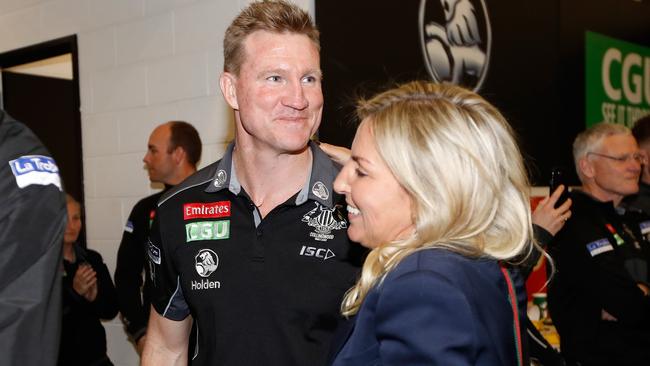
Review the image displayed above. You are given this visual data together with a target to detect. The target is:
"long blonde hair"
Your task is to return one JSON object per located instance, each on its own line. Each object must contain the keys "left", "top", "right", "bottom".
{"left": 341, "top": 81, "right": 534, "bottom": 316}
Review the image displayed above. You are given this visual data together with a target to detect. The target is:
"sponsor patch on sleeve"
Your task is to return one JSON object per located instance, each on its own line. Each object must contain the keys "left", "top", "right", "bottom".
{"left": 9, "top": 155, "right": 62, "bottom": 191}
{"left": 124, "top": 220, "right": 134, "bottom": 233}
{"left": 639, "top": 220, "right": 650, "bottom": 235}
{"left": 586, "top": 238, "right": 614, "bottom": 257}
{"left": 148, "top": 241, "right": 161, "bottom": 265}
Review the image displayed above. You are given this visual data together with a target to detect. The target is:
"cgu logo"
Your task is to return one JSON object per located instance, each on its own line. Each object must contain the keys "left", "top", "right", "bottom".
{"left": 300, "top": 245, "right": 335, "bottom": 260}
{"left": 602, "top": 48, "right": 650, "bottom": 106}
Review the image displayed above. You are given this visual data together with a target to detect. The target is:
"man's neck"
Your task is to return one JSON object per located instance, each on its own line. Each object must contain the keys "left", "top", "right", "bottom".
{"left": 582, "top": 184, "right": 623, "bottom": 207}
{"left": 166, "top": 165, "right": 196, "bottom": 186}
{"left": 233, "top": 143, "right": 312, "bottom": 217}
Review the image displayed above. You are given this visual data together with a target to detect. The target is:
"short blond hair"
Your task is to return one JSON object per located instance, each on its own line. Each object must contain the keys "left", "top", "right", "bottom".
{"left": 223, "top": 0, "right": 319, "bottom": 75}
{"left": 341, "top": 81, "right": 533, "bottom": 316}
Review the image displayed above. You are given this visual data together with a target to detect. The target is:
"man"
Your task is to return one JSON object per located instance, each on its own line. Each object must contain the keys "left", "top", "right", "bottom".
{"left": 114, "top": 121, "right": 201, "bottom": 354}
{"left": 0, "top": 109, "right": 66, "bottom": 365}
{"left": 625, "top": 114, "right": 650, "bottom": 214}
{"left": 142, "top": 2, "right": 362, "bottom": 365}
{"left": 548, "top": 123, "right": 650, "bottom": 366}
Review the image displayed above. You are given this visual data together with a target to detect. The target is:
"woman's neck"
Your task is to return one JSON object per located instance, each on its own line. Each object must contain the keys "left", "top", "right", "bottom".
{"left": 63, "top": 242, "right": 75, "bottom": 262}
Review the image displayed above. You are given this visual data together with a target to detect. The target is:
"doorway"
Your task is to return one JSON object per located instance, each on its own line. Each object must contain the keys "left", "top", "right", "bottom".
{"left": 0, "top": 35, "right": 85, "bottom": 246}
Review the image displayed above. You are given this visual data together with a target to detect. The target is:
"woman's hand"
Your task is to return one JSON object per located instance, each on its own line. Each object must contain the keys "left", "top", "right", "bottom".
{"left": 319, "top": 142, "right": 351, "bottom": 165}
{"left": 532, "top": 184, "right": 572, "bottom": 236}
{"left": 72, "top": 263, "right": 98, "bottom": 302}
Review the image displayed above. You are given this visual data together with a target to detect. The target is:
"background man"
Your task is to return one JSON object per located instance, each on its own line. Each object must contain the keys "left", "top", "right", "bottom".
{"left": 548, "top": 123, "right": 650, "bottom": 366}
{"left": 114, "top": 121, "right": 201, "bottom": 354}
{"left": 625, "top": 114, "right": 650, "bottom": 214}
{"left": 142, "top": 1, "right": 362, "bottom": 365}
{"left": 0, "top": 109, "right": 66, "bottom": 365}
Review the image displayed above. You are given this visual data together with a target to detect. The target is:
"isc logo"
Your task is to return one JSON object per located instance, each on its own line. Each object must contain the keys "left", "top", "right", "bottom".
{"left": 299, "top": 245, "right": 335, "bottom": 260}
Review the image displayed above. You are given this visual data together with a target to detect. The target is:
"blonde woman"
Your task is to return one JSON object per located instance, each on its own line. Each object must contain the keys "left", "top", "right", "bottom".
{"left": 330, "top": 81, "right": 533, "bottom": 365}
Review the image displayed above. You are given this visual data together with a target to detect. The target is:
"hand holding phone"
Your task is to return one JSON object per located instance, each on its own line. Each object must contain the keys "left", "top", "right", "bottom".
{"left": 549, "top": 167, "right": 570, "bottom": 209}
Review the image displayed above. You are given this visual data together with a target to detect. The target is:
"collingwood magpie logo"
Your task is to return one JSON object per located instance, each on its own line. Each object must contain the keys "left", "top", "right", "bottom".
{"left": 302, "top": 202, "right": 347, "bottom": 242}
{"left": 419, "top": 0, "right": 491, "bottom": 91}
{"left": 192, "top": 249, "right": 221, "bottom": 290}
{"left": 213, "top": 169, "right": 227, "bottom": 188}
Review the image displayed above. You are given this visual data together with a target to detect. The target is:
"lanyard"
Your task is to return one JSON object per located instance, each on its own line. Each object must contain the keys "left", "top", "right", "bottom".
{"left": 500, "top": 264, "right": 523, "bottom": 366}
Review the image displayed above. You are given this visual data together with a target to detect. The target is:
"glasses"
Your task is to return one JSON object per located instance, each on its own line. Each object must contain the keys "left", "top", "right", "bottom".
{"left": 587, "top": 151, "right": 648, "bottom": 165}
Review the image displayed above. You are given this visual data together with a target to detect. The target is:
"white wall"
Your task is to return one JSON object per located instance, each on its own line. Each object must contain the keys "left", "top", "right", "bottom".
{"left": 0, "top": 0, "right": 314, "bottom": 365}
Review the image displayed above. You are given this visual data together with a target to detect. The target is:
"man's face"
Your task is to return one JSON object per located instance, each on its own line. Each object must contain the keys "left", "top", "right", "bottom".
{"left": 222, "top": 31, "right": 323, "bottom": 153}
{"left": 143, "top": 124, "right": 176, "bottom": 184}
{"left": 583, "top": 134, "right": 641, "bottom": 203}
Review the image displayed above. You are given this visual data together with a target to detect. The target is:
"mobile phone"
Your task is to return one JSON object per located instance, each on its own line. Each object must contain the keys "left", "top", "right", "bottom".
{"left": 549, "top": 167, "right": 570, "bottom": 208}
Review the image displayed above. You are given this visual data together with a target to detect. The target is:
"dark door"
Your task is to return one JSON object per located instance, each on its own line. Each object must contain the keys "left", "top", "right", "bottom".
{"left": 0, "top": 35, "right": 85, "bottom": 246}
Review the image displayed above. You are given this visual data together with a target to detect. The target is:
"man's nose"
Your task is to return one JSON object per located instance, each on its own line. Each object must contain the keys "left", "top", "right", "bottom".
{"left": 282, "top": 80, "right": 308, "bottom": 110}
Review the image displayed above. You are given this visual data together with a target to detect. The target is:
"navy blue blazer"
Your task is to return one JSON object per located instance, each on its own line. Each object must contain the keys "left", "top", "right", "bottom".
{"left": 330, "top": 249, "right": 528, "bottom": 366}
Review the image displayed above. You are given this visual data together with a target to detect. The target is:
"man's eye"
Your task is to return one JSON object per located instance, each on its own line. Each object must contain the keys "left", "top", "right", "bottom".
{"left": 355, "top": 168, "right": 367, "bottom": 177}
{"left": 302, "top": 75, "right": 317, "bottom": 83}
{"left": 267, "top": 75, "right": 282, "bottom": 82}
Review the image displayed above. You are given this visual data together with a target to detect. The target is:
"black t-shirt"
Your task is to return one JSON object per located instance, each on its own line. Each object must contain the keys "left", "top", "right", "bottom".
{"left": 149, "top": 142, "right": 364, "bottom": 366}
{"left": 114, "top": 189, "right": 166, "bottom": 341}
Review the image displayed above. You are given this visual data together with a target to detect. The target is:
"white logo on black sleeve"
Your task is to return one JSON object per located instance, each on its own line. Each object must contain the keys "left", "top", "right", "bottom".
{"left": 419, "top": 0, "right": 491, "bottom": 91}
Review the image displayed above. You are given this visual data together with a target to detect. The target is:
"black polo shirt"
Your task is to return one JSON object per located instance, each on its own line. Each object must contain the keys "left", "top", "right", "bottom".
{"left": 148, "top": 142, "right": 363, "bottom": 366}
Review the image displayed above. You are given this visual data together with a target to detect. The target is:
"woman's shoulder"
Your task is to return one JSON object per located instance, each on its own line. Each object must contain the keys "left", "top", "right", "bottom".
{"left": 388, "top": 248, "right": 500, "bottom": 285}
{"left": 76, "top": 246, "right": 104, "bottom": 264}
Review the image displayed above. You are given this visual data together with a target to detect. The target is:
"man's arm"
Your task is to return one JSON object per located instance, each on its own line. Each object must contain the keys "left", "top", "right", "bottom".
{"left": 114, "top": 207, "right": 148, "bottom": 342}
{"left": 142, "top": 309, "right": 192, "bottom": 366}
{"left": 0, "top": 111, "right": 67, "bottom": 366}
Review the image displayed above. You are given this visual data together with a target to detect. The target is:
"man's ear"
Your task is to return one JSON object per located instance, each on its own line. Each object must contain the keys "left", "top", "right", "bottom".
{"left": 579, "top": 157, "right": 595, "bottom": 179}
{"left": 172, "top": 146, "right": 186, "bottom": 165}
{"left": 220, "top": 72, "right": 239, "bottom": 110}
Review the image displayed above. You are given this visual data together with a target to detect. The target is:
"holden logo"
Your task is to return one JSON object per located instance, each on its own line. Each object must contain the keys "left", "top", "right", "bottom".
{"left": 419, "top": 0, "right": 492, "bottom": 91}
{"left": 195, "top": 249, "right": 219, "bottom": 277}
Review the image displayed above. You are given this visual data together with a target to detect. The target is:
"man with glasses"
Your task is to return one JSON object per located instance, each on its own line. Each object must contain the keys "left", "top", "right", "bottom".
{"left": 548, "top": 123, "right": 650, "bottom": 366}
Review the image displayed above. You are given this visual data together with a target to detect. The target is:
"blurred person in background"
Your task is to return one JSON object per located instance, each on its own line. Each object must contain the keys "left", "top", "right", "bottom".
{"left": 114, "top": 121, "right": 200, "bottom": 355}
{"left": 548, "top": 123, "right": 650, "bottom": 366}
{"left": 60, "top": 194, "right": 118, "bottom": 366}
{"left": 624, "top": 114, "right": 650, "bottom": 215}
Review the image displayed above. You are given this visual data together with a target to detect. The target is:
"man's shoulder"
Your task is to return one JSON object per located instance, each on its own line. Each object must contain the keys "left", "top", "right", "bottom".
{"left": 132, "top": 191, "right": 166, "bottom": 211}
{"left": 158, "top": 160, "right": 220, "bottom": 207}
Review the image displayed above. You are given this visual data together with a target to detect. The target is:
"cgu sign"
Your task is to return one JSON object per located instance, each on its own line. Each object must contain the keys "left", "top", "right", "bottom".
{"left": 586, "top": 31, "right": 650, "bottom": 127}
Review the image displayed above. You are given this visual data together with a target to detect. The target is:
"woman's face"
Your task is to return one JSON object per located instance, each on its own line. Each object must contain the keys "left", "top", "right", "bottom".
{"left": 334, "top": 120, "right": 415, "bottom": 248}
{"left": 64, "top": 201, "right": 82, "bottom": 244}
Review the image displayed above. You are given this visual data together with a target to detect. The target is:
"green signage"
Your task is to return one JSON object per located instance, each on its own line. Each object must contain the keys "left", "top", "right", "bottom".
{"left": 186, "top": 220, "right": 230, "bottom": 242}
{"left": 586, "top": 31, "right": 650, "bottom": 127}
